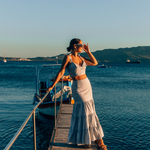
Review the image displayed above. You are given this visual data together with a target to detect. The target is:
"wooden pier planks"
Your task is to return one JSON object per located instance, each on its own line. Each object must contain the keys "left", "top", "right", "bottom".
{"left": 50, "top": 104, "right": 98, "bottom": 150}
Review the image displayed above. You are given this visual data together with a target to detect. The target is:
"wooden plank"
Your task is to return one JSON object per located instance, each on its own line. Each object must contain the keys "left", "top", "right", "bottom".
{"left": 57, "top": 115, "right": 72, "bottom": 128}
{"left": 61, "top": 104, "right": 73, "bottom": 114}
{"left": 53, "top": 145, "right": 98, "bottom": 150}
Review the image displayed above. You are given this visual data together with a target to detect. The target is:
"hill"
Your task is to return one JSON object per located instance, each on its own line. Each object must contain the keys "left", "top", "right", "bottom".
{"left": 80, "top": 46, "right": 150, "bottom": 63}
{"left": 1, "top": 46, "right": 150, "bottom": 63}
{"left": 28, "top": 54, "right": 66, "bottom": 63}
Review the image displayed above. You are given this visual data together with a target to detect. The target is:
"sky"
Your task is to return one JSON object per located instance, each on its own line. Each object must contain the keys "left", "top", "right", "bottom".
{"left": 0, "top": 0, "right": 150, "bottom": 58}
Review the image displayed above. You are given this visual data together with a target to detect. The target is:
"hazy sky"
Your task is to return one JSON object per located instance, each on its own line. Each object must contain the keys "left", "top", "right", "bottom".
{"left": 0, "top": 0, "right": 150, "bottom": 58}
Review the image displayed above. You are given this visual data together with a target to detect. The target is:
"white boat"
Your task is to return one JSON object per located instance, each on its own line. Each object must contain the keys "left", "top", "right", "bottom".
{"left": 3, "top": 59, "right": 7, "bottom": 63}
{"left": 126, "top": 59, "right": 141, "bottom": 63}
{"left": 98, "top": 64, "right": 107, "bottom": 68}
{"left": 33, "top": 65, "right": 74, "bottom": 119}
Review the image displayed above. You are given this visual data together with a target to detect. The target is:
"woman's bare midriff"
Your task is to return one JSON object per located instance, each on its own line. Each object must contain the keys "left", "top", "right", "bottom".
{"left": 72, "top": 74, "right": 87, "bottom": 80}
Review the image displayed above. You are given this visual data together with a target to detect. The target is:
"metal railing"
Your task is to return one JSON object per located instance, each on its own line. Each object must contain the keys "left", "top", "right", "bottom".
{"left": 4, "top": 77, "right": 64, "bottom": 150}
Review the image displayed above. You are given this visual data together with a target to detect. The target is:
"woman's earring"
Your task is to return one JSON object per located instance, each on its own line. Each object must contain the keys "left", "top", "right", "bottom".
{"left": 73, "top": 47, "right": 77, "bottom": 51}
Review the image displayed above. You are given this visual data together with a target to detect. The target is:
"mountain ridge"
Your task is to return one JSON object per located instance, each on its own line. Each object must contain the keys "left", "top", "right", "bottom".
{"left": 1, "top": 46, "right": 150, "bottom": 63}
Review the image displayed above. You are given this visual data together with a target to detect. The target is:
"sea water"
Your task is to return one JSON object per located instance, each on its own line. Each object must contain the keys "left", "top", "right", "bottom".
{"left": 0, "top": 61, "right": 150, "bottom": 150}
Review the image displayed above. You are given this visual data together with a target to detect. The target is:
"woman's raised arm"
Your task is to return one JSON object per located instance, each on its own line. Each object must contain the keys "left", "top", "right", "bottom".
{"left": 82, "top": 43, "right": 98, "bottom": 66}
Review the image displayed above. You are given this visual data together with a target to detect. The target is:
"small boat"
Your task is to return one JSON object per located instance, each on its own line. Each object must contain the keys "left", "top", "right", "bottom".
{"left": 98, "top": 64, "right": 107, "bottom": 68}
{"left": 33, "top": 65, "right": 74, "bottom": 119}
{"left": 126, "top": 59, "right": 141, "bottom": 64}
{"left": 3, "top": 59, "right": 7, "bottom": 63}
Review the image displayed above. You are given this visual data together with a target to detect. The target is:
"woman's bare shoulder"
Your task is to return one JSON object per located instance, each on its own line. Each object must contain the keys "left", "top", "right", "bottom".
{"left": 61, "top": 54, "right": 71, "bottom": 68}
{"left": 62, "top": 54, "right": 70, "bottom": 62}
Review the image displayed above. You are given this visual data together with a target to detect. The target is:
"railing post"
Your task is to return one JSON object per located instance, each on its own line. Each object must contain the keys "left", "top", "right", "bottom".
{"left": 36, "top": 66, "right": 37, "bottom": 94}
{"left": 54, "top": 85, "right": 57, "bottom": 129}
{"left": 32, "top": 111, "right": 36, "bottom": 150}
{"left": 60, "top": 76, "right": 63, "bottom": 105}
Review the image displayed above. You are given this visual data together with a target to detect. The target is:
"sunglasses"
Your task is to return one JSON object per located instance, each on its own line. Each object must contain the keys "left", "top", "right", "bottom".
{"left": 76, "top": 44, "right": 84, "bottom": 47}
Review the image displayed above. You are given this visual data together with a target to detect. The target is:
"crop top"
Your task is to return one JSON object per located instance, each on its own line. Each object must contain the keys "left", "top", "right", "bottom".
{"left": 67, "top": 54, "right": 87, "bottom": 77}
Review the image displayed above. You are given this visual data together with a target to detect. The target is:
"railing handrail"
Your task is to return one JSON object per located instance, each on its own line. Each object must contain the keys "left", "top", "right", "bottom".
{"left": 4, "top": 64, "right": 63, "bottom": 150}
{"left": 4, "top": 90, "right": 50, "bottom": 150}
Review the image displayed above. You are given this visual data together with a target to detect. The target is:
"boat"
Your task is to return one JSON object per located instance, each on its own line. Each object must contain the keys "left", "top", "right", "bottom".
{"left": 3, "top": 48, "right": 7, "bottom": 63}
{"left": 126, "top": 59, "right": 141, "bottom": 64}
{"left": 33, "top": 65, "right": 74, "bottom": 119}
{"left": 98, "top": 64, "right": 107, "bottom": 68}
{"left": 3, "top": 57, "right": 7, "bottom": 63}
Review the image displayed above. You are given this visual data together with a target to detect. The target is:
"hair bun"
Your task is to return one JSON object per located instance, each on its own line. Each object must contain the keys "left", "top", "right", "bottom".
{"left": 67, "top": 38, "right": 81, "bottom": 52}
{"left": 67, "top": 47, "right": 71, "bottom": 52}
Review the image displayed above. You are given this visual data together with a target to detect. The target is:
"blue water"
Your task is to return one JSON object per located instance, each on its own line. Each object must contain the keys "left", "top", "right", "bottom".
{"left": 0, "top": 61, "right": 150, "bottom": 150}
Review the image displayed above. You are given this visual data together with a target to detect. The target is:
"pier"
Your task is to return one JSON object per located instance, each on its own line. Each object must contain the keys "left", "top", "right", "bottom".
{"left": 48, "top": 104, "right": 98, "bottom": 150}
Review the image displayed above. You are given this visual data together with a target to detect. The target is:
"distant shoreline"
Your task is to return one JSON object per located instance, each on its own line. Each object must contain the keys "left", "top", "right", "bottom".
{"left": 1, "top": 46, "right": 150, "bottom": 63}
{"left": 0, "top": 58, "right": 32, "bottom": 61}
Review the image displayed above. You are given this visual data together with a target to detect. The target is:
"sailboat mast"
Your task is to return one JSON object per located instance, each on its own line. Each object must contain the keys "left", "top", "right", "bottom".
{"left": 4, "top": 47, "right": 6, "bottom": 59}
{"left": 3, "top": 47, "right": 7, "bottom": 62}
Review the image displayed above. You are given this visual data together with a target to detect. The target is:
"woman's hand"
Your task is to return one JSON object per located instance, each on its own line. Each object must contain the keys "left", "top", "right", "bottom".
{"left": 46, "top": 87, "right": 53, "bottom": 93}
{"left": 83, "top": 43, "right": 90, "bottom": 54}
{"left": 82, "top": 43, "right": 98, "bottom": 66}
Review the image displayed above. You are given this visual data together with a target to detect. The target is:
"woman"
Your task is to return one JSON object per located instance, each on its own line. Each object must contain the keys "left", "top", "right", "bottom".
{"left": 47, "top": 38, "right": 107, "bottom": 150}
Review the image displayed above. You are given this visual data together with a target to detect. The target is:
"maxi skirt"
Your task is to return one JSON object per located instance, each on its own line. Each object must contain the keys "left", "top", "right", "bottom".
{"left": 67, "top": 78, "right": 104, "bottom": 145}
